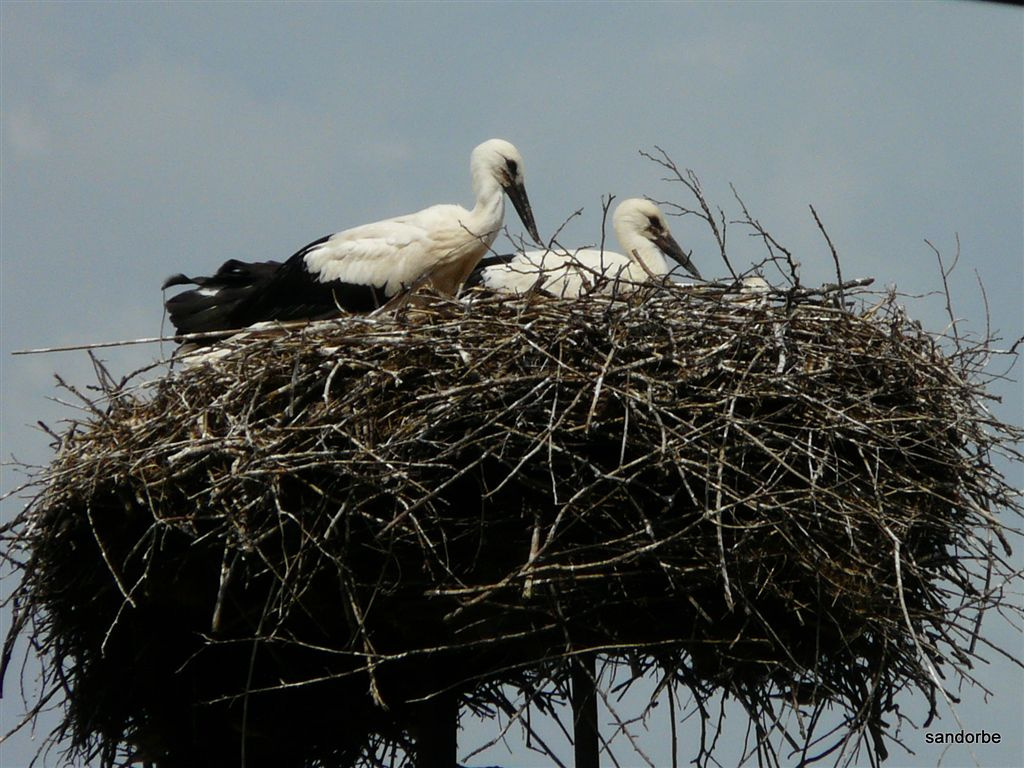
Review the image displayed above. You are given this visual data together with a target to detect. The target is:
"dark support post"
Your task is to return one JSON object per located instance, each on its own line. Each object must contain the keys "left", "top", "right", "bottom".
{"left": 415, "top": 690, "right": 459, "bottom": 768}
{"left": 571, "top": 651, "right": 599, "bottom": 768}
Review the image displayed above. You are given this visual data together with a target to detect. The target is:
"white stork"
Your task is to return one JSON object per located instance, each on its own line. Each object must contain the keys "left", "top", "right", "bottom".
{"left": 724, "top": 275, "right": 771, "bottom": 304}
{"left": 466, "top": 198, "right": 700, "bottom": 298}
{"left": 163, "top": 139, "right": 541, "bottom": 339}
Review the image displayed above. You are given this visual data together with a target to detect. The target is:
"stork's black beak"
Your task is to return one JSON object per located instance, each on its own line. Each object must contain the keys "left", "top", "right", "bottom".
{"left": 655, "top": 230, "right": 702, "bottom": 280}
{"left": 504, "top": 179, "right": 542, "bottom": 246}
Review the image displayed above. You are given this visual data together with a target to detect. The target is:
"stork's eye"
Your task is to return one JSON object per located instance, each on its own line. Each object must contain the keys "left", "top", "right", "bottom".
{"left": 647, "top": 216, "right": 663, "bottom": 233}
{"left": 505, "top": 158, "right": 519, "bottom": 177}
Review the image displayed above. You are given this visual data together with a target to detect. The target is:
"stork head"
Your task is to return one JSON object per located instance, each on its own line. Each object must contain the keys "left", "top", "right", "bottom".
{"left": 472, "top": 139, "right": 542, "bottom": 245}
{"left": 613, "top": 198, "right": 702, "bottom": 280}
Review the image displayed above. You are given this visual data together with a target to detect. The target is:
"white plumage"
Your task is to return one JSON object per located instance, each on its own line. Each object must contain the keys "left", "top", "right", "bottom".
{"left": 724, "top": 275, "right": 771, "bottom": 305}
{"left": 163, "top": 139, "right": 541, "bottom": 340}
{"left": 467, "top": 198, "right": 700, "bottom": 298}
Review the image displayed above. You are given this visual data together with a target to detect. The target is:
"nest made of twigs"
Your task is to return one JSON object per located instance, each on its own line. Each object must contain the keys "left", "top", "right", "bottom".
{"left": 4, "top": 277, "right": 1021, "bottom": 768}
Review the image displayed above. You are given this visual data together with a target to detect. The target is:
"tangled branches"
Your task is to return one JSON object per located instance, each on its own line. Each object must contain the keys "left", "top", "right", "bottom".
{"left": 3, "top": 270, "right": 1021, "bottom": 767}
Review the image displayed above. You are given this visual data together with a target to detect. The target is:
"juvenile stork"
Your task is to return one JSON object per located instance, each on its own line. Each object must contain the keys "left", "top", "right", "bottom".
{"left": 163, "top": 139, "right": 541, "bottom": 340}
{"left": 466, "top": 197, "right": 700, "bottom": 298}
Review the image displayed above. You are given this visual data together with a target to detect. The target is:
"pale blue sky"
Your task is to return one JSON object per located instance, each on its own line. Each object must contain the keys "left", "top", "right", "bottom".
{"left": 2, "top": 2, "right": 1022, "bottom": 766}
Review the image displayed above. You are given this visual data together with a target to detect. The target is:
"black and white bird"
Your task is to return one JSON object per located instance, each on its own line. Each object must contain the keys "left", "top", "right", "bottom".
{"left": 465, "top": 198, "right": 700, "bottom": 298}
{"left": 162, "top": 139, "right": 541, "bottom": 340}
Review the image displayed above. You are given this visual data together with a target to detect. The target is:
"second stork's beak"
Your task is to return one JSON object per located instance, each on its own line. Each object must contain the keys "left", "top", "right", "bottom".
{"left": 655, "top": 229, "right": 702, "bottom": 280}
{"left": 504, "top": 179, "right": 542, "bottom": 246}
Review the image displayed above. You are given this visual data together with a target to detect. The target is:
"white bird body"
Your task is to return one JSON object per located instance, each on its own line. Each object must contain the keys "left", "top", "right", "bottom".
{"left": 163, "top": 139, "right": 540, "bottom": 340}
{"left": 724, "top": 275, "right": 771, "bottom": 305}
{"left": 304, "top": 205, "right": 494, "bottom": 294}
{"left": 468, "top": 198, "right": 700, "bottom": 298}
{"left": 473, "top": 247, "right": 646, "bottom": 298}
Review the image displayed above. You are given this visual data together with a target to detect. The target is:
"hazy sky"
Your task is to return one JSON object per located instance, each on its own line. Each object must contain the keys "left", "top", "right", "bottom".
{"left": 2, "top": 2, "right": 1021, "bottom": 767}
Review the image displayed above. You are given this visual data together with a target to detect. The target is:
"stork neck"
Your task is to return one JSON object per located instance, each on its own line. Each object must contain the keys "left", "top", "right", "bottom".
{"left": 468, "top": 177, "right": 506, "bottom": 236}
{"left": 616, "top": 228, "right": 661, "bottom": 271}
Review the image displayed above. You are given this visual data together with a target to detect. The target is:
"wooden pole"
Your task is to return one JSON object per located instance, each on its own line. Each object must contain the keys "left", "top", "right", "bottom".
{"left": 415, "top": 690, "right": 458, "bottom": 768}
{"left": 571, "top": 651, "right": 599, "bottom": 768}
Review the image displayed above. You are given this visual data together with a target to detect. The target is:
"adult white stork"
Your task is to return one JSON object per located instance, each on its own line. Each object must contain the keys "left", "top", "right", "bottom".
{"left": 163, "top": 139, "right": 541, "bottom": 340}
{"left": 466, "top": 198, "right": 700, "bottom": 298}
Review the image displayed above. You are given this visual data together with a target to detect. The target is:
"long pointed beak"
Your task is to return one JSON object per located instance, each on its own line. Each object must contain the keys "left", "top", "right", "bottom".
{"left": 655, "top": 231, "right": 702, "bottom": 280}
{"left": 505, "top": 180, "right": 542, "bottom": 245}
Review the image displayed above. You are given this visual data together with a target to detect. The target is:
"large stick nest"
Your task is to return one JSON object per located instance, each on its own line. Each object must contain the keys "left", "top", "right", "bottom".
{"left": 4, "top": 277, "right": 1021, "bottom": 768}
{"left": 3, "top": 156, "right": 1022, "bottom": 767}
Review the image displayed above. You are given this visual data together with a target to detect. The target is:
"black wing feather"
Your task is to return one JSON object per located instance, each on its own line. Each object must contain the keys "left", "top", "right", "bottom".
{"left": 163, "top": 236, "right": 390, "bottom": 342}
{"left": 463, "top": 252, "right": 521, "bottom": 289}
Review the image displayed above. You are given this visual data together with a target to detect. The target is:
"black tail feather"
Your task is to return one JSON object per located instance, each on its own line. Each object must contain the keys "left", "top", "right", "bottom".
{"left": 161, "top": 252, "right": 391, "bottom": 343}
{"left": 161, "top": 273, "right": 196, "bottom": 290}
{"left": 162, "top": 259, "right": 285, "bottom": 338}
